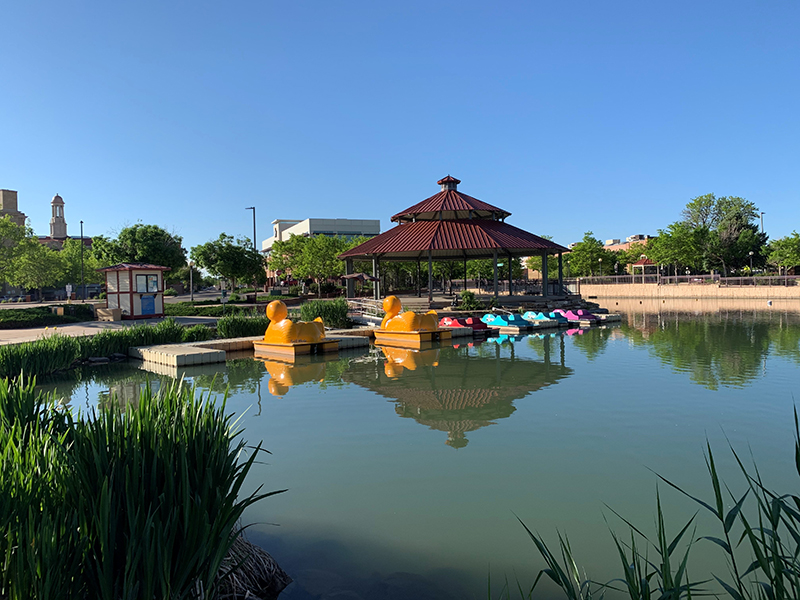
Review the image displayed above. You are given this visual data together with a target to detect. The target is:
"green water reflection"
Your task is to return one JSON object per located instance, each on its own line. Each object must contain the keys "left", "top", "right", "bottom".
{"left": 618, "top": 310, "right": 800, "bottom": 389}
{"left": 341, "top": 338, "right": 573, "bottom": 448}
{"left": 37, "top": 308, "right": 800, "bottom": 599}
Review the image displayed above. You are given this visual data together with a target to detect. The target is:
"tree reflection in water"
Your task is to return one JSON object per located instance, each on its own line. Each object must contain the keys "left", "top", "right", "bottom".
{"left": 617, "top": 307, "right": 800, "bottom": 389}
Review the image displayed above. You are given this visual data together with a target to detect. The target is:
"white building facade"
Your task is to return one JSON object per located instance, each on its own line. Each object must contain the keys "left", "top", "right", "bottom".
{"left": 261, "top": 218, "right": 380, "bottom": 253}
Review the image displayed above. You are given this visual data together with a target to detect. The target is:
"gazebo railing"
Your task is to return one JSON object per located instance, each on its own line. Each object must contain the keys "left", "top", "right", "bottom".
{"left": 347, "top": 298, "right": 384, "bottom": 325}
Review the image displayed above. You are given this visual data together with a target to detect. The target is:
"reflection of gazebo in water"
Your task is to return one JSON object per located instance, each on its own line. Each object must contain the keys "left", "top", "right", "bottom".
{"left": 342, "top": 339, "right": 573, "bottom": 448}
{"left": 339, "top": 176, "right": 570, "bottom": 301}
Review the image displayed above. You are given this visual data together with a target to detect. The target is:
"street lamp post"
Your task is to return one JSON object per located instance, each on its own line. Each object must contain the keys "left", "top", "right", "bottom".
{"left": 598, "top": 257, "right": 602, "bottom": 277}
{"left": 189, "top": 261, "right": 194, "bottom": 302}
{"left": 80, "top": 220, "right": 85, "bottom": 303}
{"left": 245, "top": 207, "right": 256, "bottom": 251}
{"left": 749, "top": 251, "right": 754, "bottom": 274}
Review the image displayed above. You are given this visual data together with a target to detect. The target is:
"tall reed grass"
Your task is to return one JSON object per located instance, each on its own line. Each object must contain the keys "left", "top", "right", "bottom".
{"left": 217, "top": 314, "right": 271, "bottom": 339}
{"left": 0, "top": 376, "right": 283, "bottom": 599}
{"left": 299, "top": 298, "right": 350, "bottom": 329}
{"left": 0, "top": 318, "right": 214, "bottom": 379}
{"left": 506, "top": 412, "right": 800, "bottom": 600}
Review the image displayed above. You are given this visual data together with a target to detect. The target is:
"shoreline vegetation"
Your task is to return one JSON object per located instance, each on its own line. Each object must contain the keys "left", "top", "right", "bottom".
{"left": 0, "top": 376, "right": 290, "bottom": 599}
{"left": 502, "top": 413, "right": 800, "bottom": 600}
{"left": 0, "top": 300, "right": 352, "bottom": 379}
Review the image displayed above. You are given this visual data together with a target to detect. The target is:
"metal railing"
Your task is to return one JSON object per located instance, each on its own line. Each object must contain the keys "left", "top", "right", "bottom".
{"left": 572, "top": 274, "right": 800, "bottom": 287}
{"left": 346, "top": 298, "right": 384, "bottom": 318}
{"left": 719, "top": 276, "right": 800, "bottom": 287}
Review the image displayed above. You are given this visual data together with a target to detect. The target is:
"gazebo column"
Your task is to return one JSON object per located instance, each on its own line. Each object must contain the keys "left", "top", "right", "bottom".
{"left": 493, "top": 250, "right": 499, "bottom": 299}
{"left": 542, "top": 250, "right": 549, "bottom": 298}
{"left": 557, "top": 252, "right": 563, "bottom": 296}
{"left": 372, "top": 258, "right": 380, "bottom": 300}
{"left": 416, "top": 260, "right": 421, "bottom": 298}
{"left": 463, "top": 256, "right": 467, "bottom": 294}
{"left": 345, "top": 259, "right": 354, "bottom": 299}
{"left": 427, "top": 250, "right": 433, "bottom": 303}
{"left": 508, "top": 252, "right": 513, "bottom": 296}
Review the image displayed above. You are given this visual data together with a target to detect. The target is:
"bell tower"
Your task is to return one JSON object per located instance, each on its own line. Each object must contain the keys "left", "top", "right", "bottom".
{"left": 50, "top": 194, "right": 67, "bottom": 239}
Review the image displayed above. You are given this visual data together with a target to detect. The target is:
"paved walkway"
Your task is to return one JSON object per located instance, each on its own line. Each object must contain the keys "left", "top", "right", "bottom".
{"left": 0, "top": 316, "right": 220, "bottom": 346}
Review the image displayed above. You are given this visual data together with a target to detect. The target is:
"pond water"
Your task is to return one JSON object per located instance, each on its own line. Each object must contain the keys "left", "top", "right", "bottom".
{"left": 42, "top": 300, "right": 800, "bottom": 600}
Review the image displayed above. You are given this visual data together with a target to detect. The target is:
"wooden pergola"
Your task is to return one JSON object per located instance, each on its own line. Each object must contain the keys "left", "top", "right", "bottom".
{"left": 338, "top": 176, "right": 569, "bottom": 301}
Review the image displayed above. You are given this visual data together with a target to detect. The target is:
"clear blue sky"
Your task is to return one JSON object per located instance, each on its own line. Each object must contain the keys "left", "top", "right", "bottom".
{"left": 2, "top": 1, "right": 798, "bottom": 251}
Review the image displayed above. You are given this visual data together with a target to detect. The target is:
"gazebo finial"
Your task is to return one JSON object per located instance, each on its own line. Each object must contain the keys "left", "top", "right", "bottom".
{"left": 437, "top": 175, "right": 461, "bottom": 192}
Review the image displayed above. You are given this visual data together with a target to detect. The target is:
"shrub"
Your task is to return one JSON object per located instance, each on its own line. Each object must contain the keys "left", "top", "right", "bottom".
{"left": 165, "top": 302, "right": 253, "bottom": 317}
{"left": 217, "top": 314, "right": 271, "bottom": 339}
{"left": 458, "top": 291, "right": 484, "bottom": 311}
{"left": 0, "top": 306, "right": 93, "bottom": 329}
{"left": 0, "top": 376, "right": 283, "bottom": 599}
{"left": 299, "top": 298, "right": 350, "bottom": 329}
{"left": 288, "top": 285, "right": 302, "bottom": 296}
{"left": 163, "top": 287, "right": 178, "bottom": 296}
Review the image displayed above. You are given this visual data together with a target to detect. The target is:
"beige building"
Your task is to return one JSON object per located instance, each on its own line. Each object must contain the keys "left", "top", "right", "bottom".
{"left": 0, "top": 189, "right": 27, "bottom": 227}
{"left": 261, "top": 217, "right": 380, "bottom": 252}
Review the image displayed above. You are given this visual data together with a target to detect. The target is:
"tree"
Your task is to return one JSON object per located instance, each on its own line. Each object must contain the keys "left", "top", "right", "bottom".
{"left": 191, "top": 234, "right": 264, "bottom": 289}
{"left": 8, "top": 238, "right": 64, "bottom": 299}
{"left": 567, "top": 232, "right": 614, "bottom": 276}
{"left": 768, "top": 233, "right": 800, "bottom": 275}
{"left": 92, "top": 224, "right": 187, "bottom": 271}
{"left": 57, "top": 238, "right": 104, "bottom": 288}
{"left": 268, "top": 234, "right": 308, "bottom": 276}
{"left": 646, "top": 222, "right": 705, "bottom": 275}
{"left": 0, "top": 215, "right": 27, "bottom": 283}
{"left": 291, "top": 235, "right": 350, "bottom": 297}
{"left": 679, "top": 194, "right": 767, "bottom": 275}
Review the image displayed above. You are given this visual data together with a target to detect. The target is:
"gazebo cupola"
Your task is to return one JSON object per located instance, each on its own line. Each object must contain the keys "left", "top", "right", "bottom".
{"left": 391, "top": 175, "right": 511, "bottom": 224}
{"left": 439, "top": 175, "right": 460, "bottom": 191}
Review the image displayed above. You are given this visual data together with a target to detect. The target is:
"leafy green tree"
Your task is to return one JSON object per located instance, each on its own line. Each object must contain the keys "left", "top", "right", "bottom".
{"left": 646, "top": 222, "right": 705, "bottom": 275}
{"left": 191, "top": 234, "right": 264, "bottom": 289}
{"left": 57, "top": 238, "right": 104, "bottom": 288}
{"left": 0, "top": 215, "right": 27, "bottom": 283}
{"left": 92, "top": 224, "right": 187, "bottom": 271}
{"left": 679, "top": 194, "right": 767, "bottom": 275}
{"left": 291, "top": 235, "right": 350, "bottom": 297}
{"left": 8, "top": 238, "right": 64, "bottom": 299}
{"left": 567, "top": 232, "right": 614, "bottom": 276}
{"left": 767, "top": 232, "right": 800, "bottom": 275}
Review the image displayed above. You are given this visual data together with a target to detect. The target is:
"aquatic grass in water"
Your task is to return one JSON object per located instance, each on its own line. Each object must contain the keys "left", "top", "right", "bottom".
{"left": 299, "top": 298, "right": 350, "bottom": 329}
{"left": 510, "top": 412, "right": 800, "bottom": 600}
{"left": 0, "top": 318, "right": 214, "bottom": 378}
{"left": 0, "top": 376, "right": 284, "bottom": 599}
{"left": 217, "top": 313, "right": 271, "bottom": 339}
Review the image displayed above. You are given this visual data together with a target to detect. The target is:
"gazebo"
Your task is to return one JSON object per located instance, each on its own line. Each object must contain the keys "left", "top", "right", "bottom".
{"left": 338, "top": 176, "right": 569, "bottom": 301}
{"left": 631, "top": 256, "right": 658, "bottom": 283}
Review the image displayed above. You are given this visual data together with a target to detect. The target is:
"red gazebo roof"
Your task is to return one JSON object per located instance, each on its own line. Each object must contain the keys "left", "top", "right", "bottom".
{"left": 341, "top": 176, "right": 567, "bottom": 261}
{"left": 339, "top": 218, "right": 568, "bottom": 260}
{"left": 632, "top": 257, "right": 655, "bottom": 266}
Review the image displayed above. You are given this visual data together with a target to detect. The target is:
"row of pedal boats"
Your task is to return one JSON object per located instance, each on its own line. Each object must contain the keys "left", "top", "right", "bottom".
{"left": 439, "top": 308, "right": 620, "bottom": 331}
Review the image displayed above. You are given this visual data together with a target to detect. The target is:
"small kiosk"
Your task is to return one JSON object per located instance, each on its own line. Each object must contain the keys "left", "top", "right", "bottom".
{"left": 98, "top": 263, "right": 170, "bottom": 320}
